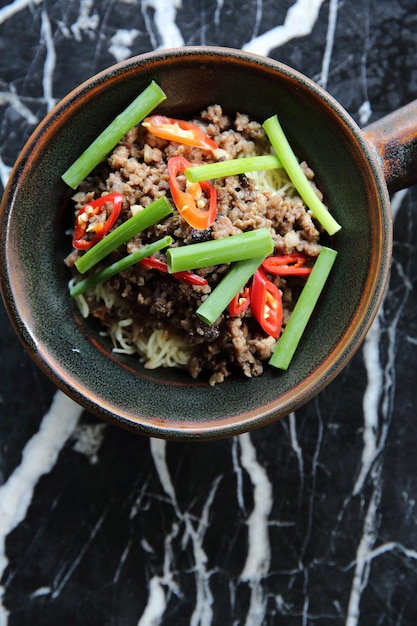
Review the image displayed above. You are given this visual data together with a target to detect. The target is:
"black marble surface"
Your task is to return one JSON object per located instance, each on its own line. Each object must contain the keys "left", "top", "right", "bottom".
{"left": 1, "top": 1, "right": 417, "bottom": 624}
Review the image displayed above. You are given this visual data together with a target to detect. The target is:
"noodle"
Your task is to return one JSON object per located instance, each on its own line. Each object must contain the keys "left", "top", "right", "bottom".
{"left": 74, "top": 284, "right": 193, "bottom": 369}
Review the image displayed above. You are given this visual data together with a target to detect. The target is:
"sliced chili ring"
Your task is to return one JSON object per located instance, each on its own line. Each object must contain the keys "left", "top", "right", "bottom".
{"left": 168, "top": 155, "right": 217, "bottom": 230}
{"left": 250, "top": 268, "right": 282, "bottom": 338}
{"left": 262, "top": 253, "right": 313, "bottom": 276}
{"left": 139, "top": 256, "right": 208, "bottom": 286}
{"left": 229, "top": 287, "right": 251, "bottom": 316}
{"left": 73, "top": 193, "right": 123, "bottom": 250}
{"left": 142, "top": 115, "right": 218, "bottom": 151}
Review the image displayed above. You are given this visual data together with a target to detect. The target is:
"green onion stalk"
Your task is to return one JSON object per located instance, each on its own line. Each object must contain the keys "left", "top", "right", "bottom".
{"left": 262, "top": 115, "right": 342, "bottom": 236}
{"left": 184, "top": 154, "right": 282, "bottom": 183}
{"left": 70, "top": 236, "right": 173, "bottom": 298}
{"left": 166, "top": 228, "right": 274, "bottom": 274}
{"left": 269, "top": 246, "right": 338, "bottom": 370}
{"left": 62, "top": 81, "right": 167, "bottom": 189}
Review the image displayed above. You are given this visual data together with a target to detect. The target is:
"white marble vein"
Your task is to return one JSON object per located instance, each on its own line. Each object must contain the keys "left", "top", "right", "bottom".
{"left": 0, "top": 157, "right": 12, "bottom": 191}
{"left": 143, "top": 0, "right": 184, "bottom": 49}
{"left": 0, "top": 90, "right": 38, "bottom": 126}
{"left": 150, "top": 438, "right": 177, "bottom": 507}
{"left": 148, "top": 434, "right": 274, "bottom": 625}
{"left": 109, "top": 29, "right": 141, "bottom": 62}
{"left": 50, "top": 506, "right": 108, "bottom": 600}
{"left": 70, "top": 0, "right": 99, "bottom": 41}
{"left": 141, "top": 434, "right": 275, "bottom": 626}
{"left": 213, "top": 0, "right": 223, "bottom": 28}
{"left": 288, "top": 411, "right": 304, "bottom": 506}
{"left": 138, "top": 576, "right": 167, "bottom": 626}
{"left": 70, "top": 422, "right": 108, "bottom": 464}
{"left": 346, "top": 487, "right": 381, "bottom": 626}
{"left": 318, "top": 0, "right": 338, "bottom": 88}
{"left": 352, "top": 314, "right": 383, "bottom": 497}
{"left": 187, "top": 479, "right": 219, "bottom": 626}
{"left": 147, "top": 438, "right": 220, "bottom": 626}
{"left": 249, "top": 0, "right": 263, "bottom": 42}
{"left": 40, "top": 9, "right": 57, "bottom": 111}
{"left": 113, "top": 537, "right": 133, "bottom": 584}
{"left": 0, "top": 391, "right": 82, "bottom": 625}
{"left": 358, "top": 1, "right": 372, "bottom": 125}
{"left": 368, "top": 541, "right": 417, "bottom": 562}
{"left": 0, "top": 0, "right": 43, "bottom": 25}
{"left": 232, "top": 436, "right": 247, "bottom": 514}
{"left": 243, "top": 0, "right": 327, "bottom": 56}
{"left": 239, "top": 433, "right": 273, "bottom": 626}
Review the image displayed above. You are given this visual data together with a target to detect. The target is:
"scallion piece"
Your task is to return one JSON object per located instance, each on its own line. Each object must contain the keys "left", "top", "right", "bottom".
{"left": 196, "top": 256, "right": 266, "bottom": 325}
{"left": 75, "top": 196, "right": 173, "bottom": 274}
{"left": 262, "top": 115, "right": 341, "bottom": 236}
{"left": 70, "top": 236, "right": 172, "bottom": 298}
{"left": 184, "top": 154, "right": 282, "bottom": 183}
{"left": 62, "top": 81, "right": 167, "bottom": 189}
{"left": 166, "top": 228, "right": 274, "bottom": 274}
{"left": 269, "top": 246, "right": 338, "bottom": 370}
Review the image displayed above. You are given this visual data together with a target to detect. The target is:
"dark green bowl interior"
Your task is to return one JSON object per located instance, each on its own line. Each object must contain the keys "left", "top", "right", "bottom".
{"left": 0, "top": 47, "right": 392, "bottom": 439}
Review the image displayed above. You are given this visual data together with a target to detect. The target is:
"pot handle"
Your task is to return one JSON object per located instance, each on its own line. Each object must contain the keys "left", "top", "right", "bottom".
{"left": 362, "top": 100, "right": 417, "bottom": 193}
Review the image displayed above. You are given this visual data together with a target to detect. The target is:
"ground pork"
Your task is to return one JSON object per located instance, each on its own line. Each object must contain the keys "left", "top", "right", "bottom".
{"left": 66, "top": 105, "right": 327, "bottom": 385}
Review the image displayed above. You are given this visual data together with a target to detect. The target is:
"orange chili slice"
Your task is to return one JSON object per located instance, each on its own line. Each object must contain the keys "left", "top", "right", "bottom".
{"left": 142, "top": 115, "right": 218, "bottom": 151}
{"left": 168, "top": 155, "right": 217, "bottom": 230}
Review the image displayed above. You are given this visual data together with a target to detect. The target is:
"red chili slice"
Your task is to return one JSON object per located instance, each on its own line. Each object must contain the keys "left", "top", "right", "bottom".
{"left": 139, "top": 256, "right": 208, "bottom": 286}
{"left": 262, "top": 253, "right": 313, "bottom": 276}
{"left": 73, "top": 193, "right": 123, "bottom": 250}
{"left": 229, "top": 287, "right": 251, "bottom": 316}
{"left": 250, "top": 268, "right": 282, "bottom": 338}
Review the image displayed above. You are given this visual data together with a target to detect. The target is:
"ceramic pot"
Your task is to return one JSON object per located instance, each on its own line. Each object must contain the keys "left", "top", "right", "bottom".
{"left": 1, "top": 47, "right": 415, "bottom": 439}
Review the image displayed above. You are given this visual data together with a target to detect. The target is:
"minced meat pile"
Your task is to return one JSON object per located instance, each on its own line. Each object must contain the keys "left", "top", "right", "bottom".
{"left": 65, "top": 105, "right": 324, "bottom": 385}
